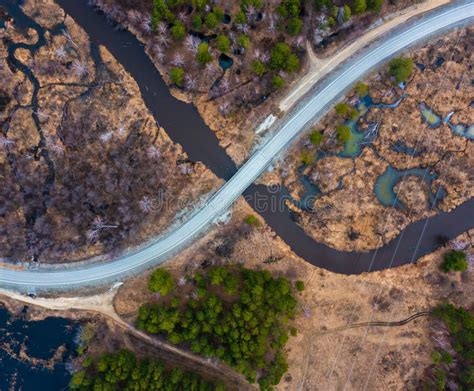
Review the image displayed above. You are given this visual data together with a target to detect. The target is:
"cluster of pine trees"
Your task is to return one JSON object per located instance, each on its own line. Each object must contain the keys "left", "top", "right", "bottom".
{"left": 70, "top": 349, "right": 224, "bottom": 390}
{"left": 137, "top": 267, "right": 300, "bottom": 389}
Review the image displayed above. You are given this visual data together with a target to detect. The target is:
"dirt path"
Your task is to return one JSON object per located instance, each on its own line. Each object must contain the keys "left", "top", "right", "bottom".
{"left": 0, "top": 288, "right": 256, "bottom": 390}
{"left": 314, "top": 311, "right": 432, "bottom": 336}
{"left": 279, "top": 0, "right": 451, "bottom": 112}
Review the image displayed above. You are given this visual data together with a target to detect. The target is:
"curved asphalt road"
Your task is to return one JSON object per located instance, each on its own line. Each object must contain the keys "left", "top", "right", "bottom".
{"left": 1, "top": 2, "right": 473, "bottom": 291}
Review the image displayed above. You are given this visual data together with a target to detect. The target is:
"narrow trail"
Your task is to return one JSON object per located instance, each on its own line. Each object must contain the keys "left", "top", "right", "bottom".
{"left": 314, "top": 311, "right": 432, "bottom": 337}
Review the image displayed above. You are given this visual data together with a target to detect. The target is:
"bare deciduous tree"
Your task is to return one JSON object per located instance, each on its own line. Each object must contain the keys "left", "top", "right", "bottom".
{"left": 87, "top": 216, "right": 118, "bottom": 241}
{"left": 146, "top": 145, "right": 162, "bottom": 160}
{"left": 71, "top": 60, "right": 88, "bottom": 78}
{"left": 139, "top": 196, "right": 155, "bottom": 213}
{"left": 171, "top": 53, "right": 185, "bottom": 67}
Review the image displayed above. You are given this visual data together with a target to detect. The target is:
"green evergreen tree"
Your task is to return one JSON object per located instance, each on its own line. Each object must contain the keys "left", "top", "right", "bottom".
{"left": 343, "top": 4, "right": 352, "bottom": 21}
{"left": 272, "top": 75, "right": 285, "bottom": 89}
{"left": 205, "top": 12, "right": 219, "bottom": 29}
{"left": 337, "top": 125, "right": 351, "bottom": 143}
{"left": 352, "top": 0, "right": 367, "bottom": 15}
{"left": 367, "top": 0, "right": 384, "bottom": 12}
{"left": 171, "top": 21, "right": 186, "bottom": 41}
{"left": 251, "top": 59, "right": 266, "bottom": 77}
{"left": 196, "top": 42, "right": 213, "bottom": 65}
{"left": 440, "top": 250, "right": 468, "bottom": 272}
{"left": 148, "top": 268, "right": 176, "bottom": 295}
{"left": 216, "top": 35, "right": 230, "bottom": 53}
{"left": 388, "top": 56, "right": 414, "bottom": 83}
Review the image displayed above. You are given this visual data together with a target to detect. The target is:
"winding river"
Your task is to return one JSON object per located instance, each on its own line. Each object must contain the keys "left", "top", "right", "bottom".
{"left": 2, "top": 0, "right": 474, "bottom": 281}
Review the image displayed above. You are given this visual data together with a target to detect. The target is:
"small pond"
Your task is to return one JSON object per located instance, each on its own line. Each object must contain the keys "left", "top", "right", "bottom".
{"left": 219, "top": 53, "right": 233, "bottom": 70}
{"left": 374, "top": 166, "right": 446, "bottom": 209}
{"left": 190, "top": 30, "right": 216, "bottom": 43}
{"left": 450, "top": 123, "right": 474, "bottom": 139}
{"left": 419, "top": 103, "right": 442, "bottom": 128}
{"left": 434, "top": 56, "right": 445, "bottom": 68}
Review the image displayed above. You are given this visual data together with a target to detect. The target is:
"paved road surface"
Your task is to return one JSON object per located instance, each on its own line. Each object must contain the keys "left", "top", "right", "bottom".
{"left": 1, "top": 2, "right": 473, "bottom": 291}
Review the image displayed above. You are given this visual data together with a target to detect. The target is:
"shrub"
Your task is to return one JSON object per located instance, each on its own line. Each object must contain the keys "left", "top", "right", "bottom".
{"left": 149, "top": 268, "right": 175, "bottom": 296}
{"left": 431, "top": 350, "right": 442, "bottom": 364}
{"left": 290, "top": 326, "right": 297, "bottom": 336}
{"left": 286, "top": 53, "right": 300, "bottom": 73}
{"left": 169, "top": 67, "right": 184, "bottom": 86}
{"left": 388, "top": 56, "right": 414, "bottom": 83}
{"left": 216, "top": 35, "right": 230, "bottom": 53}
{"left": 440, "top": 250, "right": 468, "bottom": 272}
{"left": 335, "top": 102, "right": 350, "bottom": 117}
{"left": 277, "top": 0, "right": 301, "bottom": 18}
{"left": 196, "top": 42, "right": 212, "bottom": 65}
{"left": 355, "top": 81, "right": 369, "bottom": 97}
{"left": 300, "top": 150, "right": 315, "bottom": 165}
{"left": 352, "top": 0, "right": 367, "bottom": 15}
{"left": 241, "top": 0, "right": 263, "bottom": 9}
{"left": 152, "top": 0, "right": 174, "bottom": 28}
{"left": 336, "top": 125, "right": 351, "bottom": 143}
{"left": 272, "top": 75, "right": 285, "bottom": 89}
{"left": 295, "top": 280, "right": 305, "bottom": 292}
{"left": 270, "top": 43, "right": 292, "bottom": 70}
{"left": 348, "top": 108, "right": 359, "bottom": 120}
{"left": 251, "top": 59, "right": 266, "bottom": 77}
{"left": 328, "top": 16, "right": 335, "bottom": 28}
{"left": 309, "top": 129, "right": 323, "bottom": 145}
{"left": 193, "top": 0, "right": 209, "bottom": 11}
{"left": 244, "top": 214, "right": 261, "bottom": 227}
{"left": 171, "top": 21, "right": 186, "bottom": 41}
